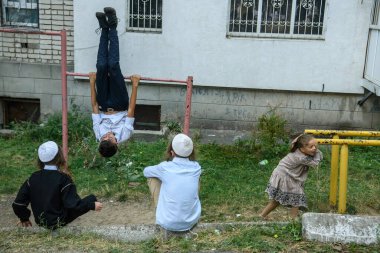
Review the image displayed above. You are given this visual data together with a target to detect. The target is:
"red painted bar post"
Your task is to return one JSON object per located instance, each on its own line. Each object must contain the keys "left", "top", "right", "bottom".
{"left": 183, "top": 76, "right": 193, "bottom": 135}
{"left": 60, "top": 30, "right": 69, "bottom": 164}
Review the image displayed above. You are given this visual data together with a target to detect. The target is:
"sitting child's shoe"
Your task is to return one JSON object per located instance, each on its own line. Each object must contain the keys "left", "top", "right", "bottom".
{"left": 104, "top": 7, "right": 118, "bottom": 28}
{"left": 96, "top": 12, "right": 108, "bottom": 29}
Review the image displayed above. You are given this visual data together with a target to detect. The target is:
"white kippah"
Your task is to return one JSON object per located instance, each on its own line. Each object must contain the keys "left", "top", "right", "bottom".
{"left": 38, "top": 141, "right": 59, "bottom": 163}
{"left": 172, "top": 133, "right": 193, "bottom": 157}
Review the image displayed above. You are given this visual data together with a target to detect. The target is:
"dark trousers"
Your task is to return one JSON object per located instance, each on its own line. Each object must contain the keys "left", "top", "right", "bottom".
{"left": 96, "top": 28, "right": 129, "bottom": 111}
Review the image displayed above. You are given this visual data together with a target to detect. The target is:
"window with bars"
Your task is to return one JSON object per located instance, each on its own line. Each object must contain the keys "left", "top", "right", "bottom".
{"left": 1, "top": 0, "right": 38, "bottom": 27}
{"left": 371, "top": 0, "right": 380, "bottom": 26}
{"left": 228, "top": 0, "right": 326, "bottom": 39}
{"left": 127, "top": 0, "right": 162, "bottom": 32}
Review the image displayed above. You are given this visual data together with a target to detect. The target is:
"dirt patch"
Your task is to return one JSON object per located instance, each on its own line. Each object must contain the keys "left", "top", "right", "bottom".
{"left": 0, "top": 195, "right": 155, "bottom": 228}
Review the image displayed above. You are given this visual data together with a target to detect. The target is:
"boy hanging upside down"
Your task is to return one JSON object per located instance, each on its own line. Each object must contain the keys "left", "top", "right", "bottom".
{"left": 90, "top": 7, "right": 140, "bottom": 158}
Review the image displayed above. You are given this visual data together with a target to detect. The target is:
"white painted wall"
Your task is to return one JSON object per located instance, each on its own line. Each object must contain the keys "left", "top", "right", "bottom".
{"left": 74, "top": 0, "right": 372, "bottom": 94}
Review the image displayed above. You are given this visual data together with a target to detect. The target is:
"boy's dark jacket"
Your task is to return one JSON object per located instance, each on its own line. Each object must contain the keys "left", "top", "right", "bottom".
{"left": 12, "top": 170, "right": 96, "bottom": 229}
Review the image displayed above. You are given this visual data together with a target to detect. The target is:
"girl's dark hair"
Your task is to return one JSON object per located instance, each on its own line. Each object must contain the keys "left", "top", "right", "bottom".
{"left": 37, "top": 146, "right": 72, "bottom": 178}
{"left": 164, "top": 139, "right": 196, "bottom": 161}
{"left": 290, "top": 134, "right": 315, "bottom": 152}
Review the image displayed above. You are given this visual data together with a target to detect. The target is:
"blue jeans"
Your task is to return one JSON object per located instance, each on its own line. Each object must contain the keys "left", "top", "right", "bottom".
{"left": 96, "top": 28, "right": 129, "bottom": 111}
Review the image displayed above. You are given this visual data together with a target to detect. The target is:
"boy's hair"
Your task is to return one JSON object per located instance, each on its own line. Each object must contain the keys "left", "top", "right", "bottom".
{"left": 290, "top": 133, "right": 315, "bottom": 152}
{"left": 98, "top": 140, "right": 118, "bottom": 158}
{"left": 164, "top": 141, "right": 196, "bottom": 161}
{"left": 37, "top": 146, "right": 72, "bottom": 178}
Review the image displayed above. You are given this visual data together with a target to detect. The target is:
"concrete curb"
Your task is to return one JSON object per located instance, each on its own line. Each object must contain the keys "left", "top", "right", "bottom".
{"left": 3, "top": 215, "right": 380, "bottom": 245}
{"left": 0, "top": 221, "right": 289, "bottom": 242}
{"left": 302, "top": 213, "right": 380, "bottom": 245}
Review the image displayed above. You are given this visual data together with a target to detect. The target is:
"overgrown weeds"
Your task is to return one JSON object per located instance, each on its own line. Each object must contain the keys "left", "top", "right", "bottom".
{"left": 235, "top": 108, "right": 289, "bottom": 159}
{"left": 9, "top": 104, "right": 93, "bottom": 144}
{"left": 164, "top": 120, "right": 182, "bottom": 135}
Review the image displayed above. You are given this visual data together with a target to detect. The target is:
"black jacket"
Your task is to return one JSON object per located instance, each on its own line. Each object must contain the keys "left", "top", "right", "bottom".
{"left": 12, "top": 170, "right": 96, "bottom": 229}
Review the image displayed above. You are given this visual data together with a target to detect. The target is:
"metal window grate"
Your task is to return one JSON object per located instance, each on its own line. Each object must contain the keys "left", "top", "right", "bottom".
{"left": 371, "top": 0, "right": 380, "bottom": 26}
{"left": 261, "top": 0, "right": 292, "bottom": 34}
{"left": 1, "top": 0, "right": 39, "bottom": 28}
{"left": 293, "top": 0, "right": 325, "bottom": 35}
{"left": 228, "top": 0, "right": 326, "bottom": 39}
{"left": 229, "top": 0, "right": 259, "bottom": 33}
{"left": 127, "top": 0, "right": 162, "bottom": 32}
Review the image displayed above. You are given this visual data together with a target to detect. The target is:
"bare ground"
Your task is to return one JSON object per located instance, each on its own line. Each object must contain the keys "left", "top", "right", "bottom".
{"left": 3, "top": 193, "right": 378, "bottom": 228}
{"left": 0, "top": 194, "right": 155, "bottom": 228}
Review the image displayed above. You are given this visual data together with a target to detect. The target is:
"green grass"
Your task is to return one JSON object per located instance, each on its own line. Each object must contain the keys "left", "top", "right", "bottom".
{"left": 1, "top": 223, "right": 379, "bottom": 253}
{"left": 1, "top": 135, "right": 379, "bottom": 220}
{"left": 1, "top": 113, "right": 379, "bottom": 252}
{"left": 4, "top": 110, "right": 378, "bottom": 219}
{"left": 0, "top": 137, "right": 36, "bottom": 194}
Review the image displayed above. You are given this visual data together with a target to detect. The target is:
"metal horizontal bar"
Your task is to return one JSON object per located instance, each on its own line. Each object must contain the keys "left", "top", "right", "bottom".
{"left": 66, "top": 72, "right": 188, "bottom": 84}
{"left": 316, "top": 138, "right": 380, "bottom": 146}
{"left": 305, "top": 129, "right": 380, "bottom": 137}
{"left": 0, "top": 28, "right": 61, "bottom": 36}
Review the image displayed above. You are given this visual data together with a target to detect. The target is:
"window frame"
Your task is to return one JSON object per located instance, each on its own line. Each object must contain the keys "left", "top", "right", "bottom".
{"left": 1, "top": 0, "right": 39, "bottom": 28}
{"left": 126, "top": 0, "right": 162, "bottom": 33}
{"left": 226, "top": 0, "right": 327, "bottom": 40}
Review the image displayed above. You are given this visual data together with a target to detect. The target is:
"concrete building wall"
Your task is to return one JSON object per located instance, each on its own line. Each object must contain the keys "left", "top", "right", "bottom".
{"left": 0, "top": 0, "right": 379, "bottom": 132}
{"left": 1, "top": 61, "right": 379, "bottom": 131}
{"left": 0, "top": 0, "right": 74, "bottom": 64}
{"left": 0, "top": 62, "right": 70, "bottom": 118}
{"left": 75, "top": 0, "right": 372, "bottom": 94}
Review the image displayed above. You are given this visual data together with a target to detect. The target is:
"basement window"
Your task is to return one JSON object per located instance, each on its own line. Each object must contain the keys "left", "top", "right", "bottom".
{"left": 134, "top": 104, "right": 161, "bottom": 131}
{"left": 1, "top": 97, "right": 40, "bottom": 128}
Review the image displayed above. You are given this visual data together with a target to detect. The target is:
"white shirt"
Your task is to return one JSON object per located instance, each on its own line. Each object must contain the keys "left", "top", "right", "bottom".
{"left": 92, "top": 112, "right": 134, "bottom": 143}
{"left": 143, "top": 157, "right": 202, "bottom": 231}
{"left": 44, "top": 165, "right": 58, "bottom": 171}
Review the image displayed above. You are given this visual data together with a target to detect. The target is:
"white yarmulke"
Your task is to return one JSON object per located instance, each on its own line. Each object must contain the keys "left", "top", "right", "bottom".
{"left": 38, "top": 141, "right": 59, "bottom": 162}
{"left": 172, "top": 133, "right": 193, "bottom": 157}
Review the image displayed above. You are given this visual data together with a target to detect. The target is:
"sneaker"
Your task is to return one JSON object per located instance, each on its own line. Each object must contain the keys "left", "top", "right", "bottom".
{"left": 104, "top": 7, "right": 118, "bottom": 28}
{"left": 96, "top": 12, "right": 108, "bottom": 29}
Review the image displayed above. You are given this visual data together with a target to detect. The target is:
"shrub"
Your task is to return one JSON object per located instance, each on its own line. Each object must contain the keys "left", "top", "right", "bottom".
{"left": 9, "top": 104, "right": 92, "bottom": 144}
{"left": 235, "top": 109, "right": 289, "bottom": 159}
{"left": 254, "top": 109, "right": 289, "bottom": 158}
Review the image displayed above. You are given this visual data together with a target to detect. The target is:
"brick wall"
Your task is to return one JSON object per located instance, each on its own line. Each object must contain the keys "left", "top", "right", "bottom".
{"left": 0, "top": 0, "right": 73, "bottom": 64}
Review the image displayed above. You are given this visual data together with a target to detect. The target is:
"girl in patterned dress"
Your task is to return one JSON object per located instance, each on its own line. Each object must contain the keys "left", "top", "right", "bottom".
{"left": 260, "top": 134, "right": 323, "bottom": 219}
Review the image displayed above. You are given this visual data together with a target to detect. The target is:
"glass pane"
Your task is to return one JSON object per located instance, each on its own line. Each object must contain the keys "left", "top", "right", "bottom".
{"left": 5, "top": 7, "right": 38, "bottom": 26}
{"left": 294, "top": 0, "right": 325, "bottom": 35}
{"left": 261, "top": 0, "right": 292, "bottom": 34}
{"left": 129, "top": 0, "right": 162, "bottom": 29}
{"left": 229, "top": 0, "right": 259, "bottom": 33}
